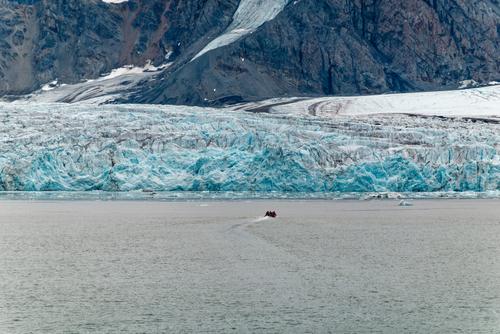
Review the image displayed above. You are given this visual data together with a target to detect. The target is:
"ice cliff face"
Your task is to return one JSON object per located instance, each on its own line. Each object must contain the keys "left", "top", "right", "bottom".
{"left": 1, "top": 89, "right": 498, "bottom": 192}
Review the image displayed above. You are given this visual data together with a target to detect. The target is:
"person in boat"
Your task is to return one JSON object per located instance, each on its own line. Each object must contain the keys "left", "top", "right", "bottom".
{"left": 265, "top": 211, "right": 277, "bottom": 218}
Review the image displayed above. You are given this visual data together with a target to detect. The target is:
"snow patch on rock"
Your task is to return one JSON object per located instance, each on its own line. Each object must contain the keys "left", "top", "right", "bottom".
{"left": 102, "top": 0, "right": 128, "bottom": 4}
{"left": 193, "top": 0, "right": 291, "bottom": 60}
{"left": 16, "top": 62, "right": 171, "bottom": 104}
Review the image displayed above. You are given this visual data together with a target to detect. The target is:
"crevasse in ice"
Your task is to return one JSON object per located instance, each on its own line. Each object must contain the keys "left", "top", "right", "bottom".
{"left": 0, "top": 103, "right": 498, "bottom": 192}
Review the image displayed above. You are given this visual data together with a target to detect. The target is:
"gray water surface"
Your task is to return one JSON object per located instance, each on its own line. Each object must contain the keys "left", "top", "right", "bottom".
{"left": 1, "top": 200, "right": 499, "bottom": 333}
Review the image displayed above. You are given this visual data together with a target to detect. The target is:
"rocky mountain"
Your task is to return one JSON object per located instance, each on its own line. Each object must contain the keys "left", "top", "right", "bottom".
{"left": 0, "top": 0, "right": 238, "bottom": 95}
{"left": 0, "top": 0, "right": 499, "bottom": 105}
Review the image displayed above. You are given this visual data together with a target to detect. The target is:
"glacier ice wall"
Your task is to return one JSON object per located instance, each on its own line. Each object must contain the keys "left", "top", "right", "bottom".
{"left": 0, "top": 102, "right": 498, "bottom": 193}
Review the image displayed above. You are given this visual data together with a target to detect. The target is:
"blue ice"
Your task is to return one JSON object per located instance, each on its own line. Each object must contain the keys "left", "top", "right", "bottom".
{"left": 0, "top": 103, "right": 498, "bottom": 193}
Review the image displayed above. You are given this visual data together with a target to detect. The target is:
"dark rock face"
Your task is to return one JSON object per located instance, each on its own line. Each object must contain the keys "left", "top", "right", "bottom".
{"left": 0, "top": 0, "right": 237, "bottom": 96}
{"left": 0, "top": 0, "right": 499, "bottom": 104}
{"left": 135, "top": 0, "right": 500, "bottom": 105}
{"left": 1, "top": 0, "right": 123, "bottom": 94}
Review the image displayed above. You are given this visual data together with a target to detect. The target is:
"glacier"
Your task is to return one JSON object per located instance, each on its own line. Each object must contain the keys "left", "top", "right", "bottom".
{"left": 1, "top": 87, "right": 499, "bottom": 195}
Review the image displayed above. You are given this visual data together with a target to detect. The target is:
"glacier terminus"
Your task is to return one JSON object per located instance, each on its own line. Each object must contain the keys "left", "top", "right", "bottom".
{"left": 1, "top": 86, "right": 499, "bottom": 196}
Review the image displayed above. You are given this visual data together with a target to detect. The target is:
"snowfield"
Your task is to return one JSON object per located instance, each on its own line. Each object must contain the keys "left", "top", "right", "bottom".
{"left": 193, "top": 0, "right": 291, "bottom": 60}
{"left": 241, "top": 85, "right": 500, "bottom": 121}
{"left": 17, "top": 63, "right": 170, "bottom": 104}
{"left": 0, "top": 86, "right": 499, "bottom": 194}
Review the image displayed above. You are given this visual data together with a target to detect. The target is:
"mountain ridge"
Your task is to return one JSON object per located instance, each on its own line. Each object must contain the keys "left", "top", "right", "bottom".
{"left": 1, "top": 0, "right": 498, "bottom": 105}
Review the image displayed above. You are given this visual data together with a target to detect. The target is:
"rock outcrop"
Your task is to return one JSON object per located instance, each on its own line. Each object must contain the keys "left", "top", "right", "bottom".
{"left": 0, "top": 0, "right": 237, "bottom": 96}
{"left": 133, "top": 0, "right": 500, "bottom": 105}
{"left": 0, "top": 0, "right": 498, "bottom": 105}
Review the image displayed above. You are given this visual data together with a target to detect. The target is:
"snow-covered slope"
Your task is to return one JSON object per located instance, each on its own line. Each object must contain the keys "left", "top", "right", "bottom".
{"left": 0, "top": 86, "right": 498, "bottom": 194}
{"left": 15, "top": 63, "right": 169, "bottom": 104}
{"left": 193, "top": 0, "right": 291, "bottom": 60}
{"left": 240, "top": 85, "right": 500, "bottom": 121}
